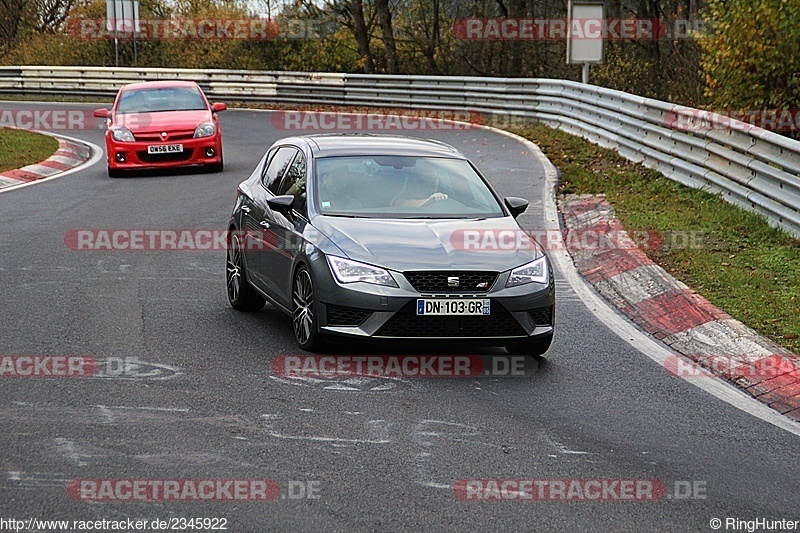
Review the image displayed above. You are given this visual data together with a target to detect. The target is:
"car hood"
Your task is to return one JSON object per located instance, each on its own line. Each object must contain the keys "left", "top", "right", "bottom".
{"left": 114, "top": 110, "right": 211, "bottom": 133}
{"left": 312, "top": 216, "right": 543, "bottom": 272}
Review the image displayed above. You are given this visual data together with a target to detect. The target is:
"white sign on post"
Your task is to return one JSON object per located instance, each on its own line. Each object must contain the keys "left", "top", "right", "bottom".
{"left": 106, "top": 0, "right": 140, "bottom": 32}
{"left": 567, "top": 1, "right": 604, "bottom": 84}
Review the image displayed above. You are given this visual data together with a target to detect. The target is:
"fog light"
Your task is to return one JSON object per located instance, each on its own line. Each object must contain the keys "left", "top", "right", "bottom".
{"left": 205, "top": 148, "right": 215, "bottom": 158}
{"left": 115, "top": 152, "right": 126, "bottom": 162}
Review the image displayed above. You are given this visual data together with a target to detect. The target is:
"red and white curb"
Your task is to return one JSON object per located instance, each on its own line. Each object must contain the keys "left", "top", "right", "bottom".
{"left": 0, "top": 132, "right": 93, "bottom": 190}
{"left": 561, "top": 193, "right": 800, "bottom": 420}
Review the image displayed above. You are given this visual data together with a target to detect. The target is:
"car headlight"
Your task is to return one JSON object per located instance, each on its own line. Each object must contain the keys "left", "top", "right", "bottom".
{"left": 194, "top": 122, "right": 216, "bottom": 138}
{"left": 506, "top": 256, "right": 549, "bottom": 287}
{"left": 110, "top": 126, "right": 134, "bottom": 142}
{"left": 327, "top": 256, "right": 398, "bottom": 287}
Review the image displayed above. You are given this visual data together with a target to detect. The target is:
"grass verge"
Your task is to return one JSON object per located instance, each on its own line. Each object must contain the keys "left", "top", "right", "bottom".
{"left": 0, "top": 127, "right": 59, "bottom": 173}
{"left": 511, "top": 121, "right": 800, "bottom": 354}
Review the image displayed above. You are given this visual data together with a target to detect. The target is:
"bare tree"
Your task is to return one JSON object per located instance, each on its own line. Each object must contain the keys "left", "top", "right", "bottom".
{"left": 0, "top": 0, "right": 29, "bottom": 46}
{"left": 375, "top": 0, "right": 397, "bottom": 73}
{"left": 33, "top": 0, "right": 74, "bottom": 32}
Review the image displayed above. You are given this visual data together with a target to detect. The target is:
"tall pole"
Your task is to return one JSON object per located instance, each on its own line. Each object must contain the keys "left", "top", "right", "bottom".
{"left": 132, "top": 0, "right": 138, "bottom": 67}
{"left": 113, "top": 0, "right": 119, "bottom": 67}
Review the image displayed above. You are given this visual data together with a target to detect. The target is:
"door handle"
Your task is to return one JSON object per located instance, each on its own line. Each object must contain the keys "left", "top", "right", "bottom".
{"left": 240, "top": 205, "right": 251, "bottom": 215}
{"left": 259, "top": 221, "right": 270, "bottom": 229}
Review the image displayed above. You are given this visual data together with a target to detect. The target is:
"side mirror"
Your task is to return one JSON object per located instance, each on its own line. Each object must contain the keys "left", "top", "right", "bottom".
{"left": 93, "top": 108, "right": 110, "bottom": 119}
{"left": 267, "top": 195, "right": 295, "bottom": 216}
{"left": 211, "top": 102, "right": 227, "bottom": 113}
{"left": 504, "top": 197, "right": 529, "bottom": 218}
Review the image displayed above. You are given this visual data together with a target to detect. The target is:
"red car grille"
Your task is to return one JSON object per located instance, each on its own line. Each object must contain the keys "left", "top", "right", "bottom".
{"left": 135, "top": 132, "right": 195, "bottom": 142}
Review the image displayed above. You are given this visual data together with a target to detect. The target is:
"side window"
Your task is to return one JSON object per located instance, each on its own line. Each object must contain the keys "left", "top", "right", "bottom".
{"left": 277, "top": 152, "right": 308, "bottom": 215}
{"left": 261, "top": 147, "right": 297, "bottom": 193}
{"left": 259, "top": 147, "right": 277, "bottom": 182}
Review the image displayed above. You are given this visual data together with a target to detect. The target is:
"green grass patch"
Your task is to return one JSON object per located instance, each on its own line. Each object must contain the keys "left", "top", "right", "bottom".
{"left": 0, "top": 127, "right": 59, "bottom": 173}
{"left": 512, "top": 121, "right": 800, "bottom": 354}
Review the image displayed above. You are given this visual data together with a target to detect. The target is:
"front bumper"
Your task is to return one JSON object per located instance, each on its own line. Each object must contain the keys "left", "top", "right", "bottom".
{"left": 106, "top": 134, "right": 222, "bottom": 170}
{"left": 313, "top": 264, "right": 555, "bottom": 342}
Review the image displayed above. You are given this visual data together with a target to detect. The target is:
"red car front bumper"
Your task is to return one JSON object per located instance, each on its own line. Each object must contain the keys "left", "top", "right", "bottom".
{"left": 106, "top": 133, "right": 223, "bottom": 171}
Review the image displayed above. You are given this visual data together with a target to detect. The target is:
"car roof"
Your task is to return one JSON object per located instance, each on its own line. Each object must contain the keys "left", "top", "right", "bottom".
{"left": 288, "top": 134, "right": 465, "bottom": 159}
{"left": 119, "top": 80, "right": 201, "bottom": 92}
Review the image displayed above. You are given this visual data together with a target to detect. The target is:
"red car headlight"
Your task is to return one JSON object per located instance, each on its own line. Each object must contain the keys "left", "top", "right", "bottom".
{"left": 110, "top": 126, "right": 135, "bottom": 142}
{"left": 194, "top": 122, "right": 216, "bottom": 138}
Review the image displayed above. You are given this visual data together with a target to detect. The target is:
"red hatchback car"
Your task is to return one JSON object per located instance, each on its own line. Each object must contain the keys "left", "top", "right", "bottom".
{"left": 94, "top": 80, "right": 226, "bottom": 177}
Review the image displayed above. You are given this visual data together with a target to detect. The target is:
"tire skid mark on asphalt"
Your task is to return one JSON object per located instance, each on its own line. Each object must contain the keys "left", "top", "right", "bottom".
{"left": 412, "top": 419, "right": 498, "bottom": 491}
{"left": 3, "top": 471, "right": 72, "bottom": 490}
{"left": 92, "top": 357, "right": 183, "bottom": 381}
{"left": 259, "top": 412, "right": 393, "bottom": 444}
{"left": 538, "top": 431, "right": 594, "bottom": 456}
{"left": 268, "top": 374, "right": 405, "bottom": 392}
{"left": 53, "top": 437, "right": 102, "bottom": 467}
{"left": 0, "top": 404, "right": 189, "bottom": 425}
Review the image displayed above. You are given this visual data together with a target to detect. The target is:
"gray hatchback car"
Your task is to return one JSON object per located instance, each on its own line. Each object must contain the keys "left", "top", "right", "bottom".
{"left": 226, "top": 134, "right": 555, "bottom": 355}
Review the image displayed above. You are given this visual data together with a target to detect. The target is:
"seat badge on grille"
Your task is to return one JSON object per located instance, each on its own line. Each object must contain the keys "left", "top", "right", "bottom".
{"left": 447, "top": 276, "right": 460, "bottom": 287}
{"left": 476, "top": 282, "right": 489, "bottom": 288}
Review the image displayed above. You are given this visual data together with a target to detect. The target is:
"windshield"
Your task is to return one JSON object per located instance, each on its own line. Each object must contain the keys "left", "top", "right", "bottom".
{"left": 313, "top": 155, "right": 505, "bottom": 219}
{"left": 116, "top": 87, "right": 207, "bottom": 114}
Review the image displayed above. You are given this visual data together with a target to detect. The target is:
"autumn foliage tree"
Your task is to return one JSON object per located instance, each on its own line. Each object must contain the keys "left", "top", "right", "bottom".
{"left": 700, "top": 0, "right": 800, "bottom": 111}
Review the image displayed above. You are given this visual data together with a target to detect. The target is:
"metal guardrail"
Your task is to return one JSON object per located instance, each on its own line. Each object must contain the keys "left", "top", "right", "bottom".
{"left": 1, "top": 66, "right": 798, "bottom": 237}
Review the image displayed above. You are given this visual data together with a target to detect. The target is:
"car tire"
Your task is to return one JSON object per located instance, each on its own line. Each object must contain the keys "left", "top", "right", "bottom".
{"left": 226, "top": 230, "right": 266, "bottom": 311}
{"left": 292, "top": 266, "right": 325, "bottom": 352}
{"left": 505, "top": 333, "right": 553, "bottom": 357}
{"left": 108, "top": 167, "right": 124, "bottom": 178}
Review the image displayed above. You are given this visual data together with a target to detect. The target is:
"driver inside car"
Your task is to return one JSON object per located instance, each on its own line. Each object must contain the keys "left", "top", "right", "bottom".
{"left": 392, "top": 172, "right": 448, "bottom": 208}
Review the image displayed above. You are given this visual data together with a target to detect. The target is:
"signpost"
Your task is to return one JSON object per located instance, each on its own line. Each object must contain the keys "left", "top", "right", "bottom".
{"left": 106, "top": 0, "right": 140, "bottom": 66}
{"left": 566, "top": 1, "right": 604, "bottom": 84}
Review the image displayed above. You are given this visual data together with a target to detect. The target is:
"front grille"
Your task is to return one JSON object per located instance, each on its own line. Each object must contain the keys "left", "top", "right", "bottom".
{"left": 137, "top": 148, "right": 194, "bottom": 163}
{"left": 375, "top": 300, "right": 526, "bottom": 338}
{"left": 326, "top": 304, "right": 372, "bottom": 327}
{"left": 404, "top": 271, "right": 498, "bottom": 293}
{"left": 528, "top": 306, "right": 554, "bottom": 327}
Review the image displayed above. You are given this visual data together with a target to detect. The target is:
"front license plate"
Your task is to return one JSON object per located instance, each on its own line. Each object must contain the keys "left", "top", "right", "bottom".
{"left": 416, "top": 299, "right": 490, "bottom": 316}
{"left": 147, "top": 144, "right": 183, "bottom": 154}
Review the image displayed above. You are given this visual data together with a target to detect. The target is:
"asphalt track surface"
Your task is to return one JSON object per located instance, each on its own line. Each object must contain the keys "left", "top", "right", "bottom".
{"left": 1, "top": 103, "right": 799, "bottom": 532}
